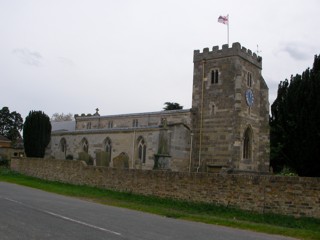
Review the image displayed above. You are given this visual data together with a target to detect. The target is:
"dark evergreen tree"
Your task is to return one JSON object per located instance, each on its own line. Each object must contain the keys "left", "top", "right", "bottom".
{"left": 270, "top": 79, "right": 289, "bottom": 172}
{"left": 270, "top": 55, "right": 320, "bottom": 176}
{"left": 23, "top": 111, "right": 52, "bottom": 158}
{"left": 163, "top": 102, "right": 183, "bottom": 111}
{"left": 0, "top": 107, "right": 23, "bottom": 141}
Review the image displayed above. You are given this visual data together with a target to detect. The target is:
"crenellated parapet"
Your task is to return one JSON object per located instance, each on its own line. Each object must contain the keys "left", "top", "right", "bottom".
{"left": 193, "top": 42, "right": 262, "bottom": 69}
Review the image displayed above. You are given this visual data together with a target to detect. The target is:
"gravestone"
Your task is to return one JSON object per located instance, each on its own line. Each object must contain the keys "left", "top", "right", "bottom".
{"left": 113, "top": 152, "right": 129, "bottom": 169}
{"left": 96, "top": 151, "right": 110, "bottom": 167}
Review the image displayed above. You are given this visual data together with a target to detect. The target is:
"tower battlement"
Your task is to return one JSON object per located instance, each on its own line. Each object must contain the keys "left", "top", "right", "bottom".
{"left": 193, "top": 42, "right": 262, "bottom": 69}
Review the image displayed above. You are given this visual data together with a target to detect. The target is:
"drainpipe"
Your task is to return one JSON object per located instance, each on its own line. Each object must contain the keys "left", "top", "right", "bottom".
{"left": 189, "top": 132, "right": 194, "bottom": 173}
{"left": 131, "top": 130, "right": 136, "bottom": 169}
{"left": 197, "top": 59, "right": 206, "bottom": 172}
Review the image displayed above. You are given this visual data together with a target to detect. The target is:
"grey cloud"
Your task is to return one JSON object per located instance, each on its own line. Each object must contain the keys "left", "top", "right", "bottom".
{"left": 279, "top": 42, "right": 313, "bottom": 61}
{"left": 12, "top": 48, "right": 43, "bottom": 66}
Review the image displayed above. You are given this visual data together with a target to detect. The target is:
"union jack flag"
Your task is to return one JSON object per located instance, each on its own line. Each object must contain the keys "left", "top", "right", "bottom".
{"left": 218, "top": 15, "right": 228, "bottom": 25}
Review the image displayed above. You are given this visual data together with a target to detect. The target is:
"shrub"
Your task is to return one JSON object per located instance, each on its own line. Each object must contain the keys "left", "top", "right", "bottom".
{"left": 279, "top": 166, "right": 298, "bottom": 176}
{"left": 0, "top": 156, "right": 9, "bottom": 167}
{"left": 66, "top": 154, "right": 73, "bottom": 160}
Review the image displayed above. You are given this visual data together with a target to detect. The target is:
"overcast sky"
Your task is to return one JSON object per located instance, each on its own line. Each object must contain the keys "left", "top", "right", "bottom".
{"left": 1, "top": 0, "right": 320, "bottom": 119}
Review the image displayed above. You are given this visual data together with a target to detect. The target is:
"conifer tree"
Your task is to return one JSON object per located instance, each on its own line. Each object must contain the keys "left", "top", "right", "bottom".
{"left": 270, "top": 55, "right": 320, "bottom": 176}
{"left": 23, "top": 111, "right": 52, "bottom": 158}
{"left": 270, "top": 79, "right": 289, "bottom": 172}
{"left": 163, "top": 102, "right": 183, "bottom": 110}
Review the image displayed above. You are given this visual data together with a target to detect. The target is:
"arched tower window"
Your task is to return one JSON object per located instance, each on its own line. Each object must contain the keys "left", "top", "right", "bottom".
{"left": 60, "top": 138, "right": 67, "bottom": 154}
{"left": 104, "top": 137, "right": 112, "bottom": 162}
{"left": 211, "top": 69, "right": 219, "bottom": 84}
{"left": 243, "top": 127, "right": 253, "bottom": 160}
{"left": 247, "top": 72, "right": 252, "bottom": 87}
{"left": 81, "top": 138, "right": 89, "bottom": 153}
{"left": 137, "top": 136, "right": 147, "bottom": 164}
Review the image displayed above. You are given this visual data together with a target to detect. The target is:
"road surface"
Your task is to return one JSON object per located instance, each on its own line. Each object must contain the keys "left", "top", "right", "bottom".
{"left": 0, "top": 182, "right": 296, "bottom": 240}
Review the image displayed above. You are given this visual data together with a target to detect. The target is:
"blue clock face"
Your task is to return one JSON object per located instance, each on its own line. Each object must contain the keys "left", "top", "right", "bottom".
{"left": 245, "top": 89, "right": 254, "bottom": 106}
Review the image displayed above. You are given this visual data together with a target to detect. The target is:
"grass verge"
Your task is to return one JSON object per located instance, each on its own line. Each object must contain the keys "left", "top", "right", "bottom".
{"left": 1, "top": 167, "right": 319, "bottom": 240}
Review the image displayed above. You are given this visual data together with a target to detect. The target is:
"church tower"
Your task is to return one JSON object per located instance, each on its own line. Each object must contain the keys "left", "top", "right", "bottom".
{"left": 191, "top": 42, "right": 269, "bottom": 172}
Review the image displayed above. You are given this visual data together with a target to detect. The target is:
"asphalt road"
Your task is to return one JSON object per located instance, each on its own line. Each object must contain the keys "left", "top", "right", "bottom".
{"left": 0, "top": 182, "right": 297, "bottom": 240}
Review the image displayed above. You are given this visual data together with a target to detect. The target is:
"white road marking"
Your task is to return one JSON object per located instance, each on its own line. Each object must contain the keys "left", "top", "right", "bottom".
{"left": 1, "top": 196, "right": 122, "bottom": 236}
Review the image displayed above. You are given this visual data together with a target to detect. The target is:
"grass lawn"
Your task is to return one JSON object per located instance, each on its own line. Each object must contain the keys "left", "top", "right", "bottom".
{"left": 1, "top": 167, "right": 319, "bottom": 240}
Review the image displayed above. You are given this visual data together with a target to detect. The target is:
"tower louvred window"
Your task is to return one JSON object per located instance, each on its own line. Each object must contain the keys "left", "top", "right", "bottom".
{"left": 211, "top": 70, "right": 219, "bottom": 84}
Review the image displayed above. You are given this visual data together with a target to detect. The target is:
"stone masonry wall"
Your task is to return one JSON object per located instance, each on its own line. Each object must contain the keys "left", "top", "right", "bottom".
{"left": 11, "top": 158, "right": 320, "bottom": 219}
{"left": 191, "top": 43, "right": 270, "bottom": 172}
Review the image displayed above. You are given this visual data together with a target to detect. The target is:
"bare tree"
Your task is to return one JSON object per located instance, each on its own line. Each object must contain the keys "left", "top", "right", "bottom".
{"left": 51, "top": 113, "right": 73, "bottom": 122}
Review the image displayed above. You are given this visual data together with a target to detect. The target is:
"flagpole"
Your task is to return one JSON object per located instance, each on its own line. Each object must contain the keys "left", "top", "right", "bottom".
{"left": 218, "top": 15, "right": 230, "bottom": 45}
{"left": 227, "top": 14, "right": 229, "bottom": 46}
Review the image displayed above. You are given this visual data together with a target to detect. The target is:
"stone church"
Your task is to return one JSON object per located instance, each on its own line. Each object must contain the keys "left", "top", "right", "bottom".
{"left": 49, "top": 42, "right": 270, "bottom": 173}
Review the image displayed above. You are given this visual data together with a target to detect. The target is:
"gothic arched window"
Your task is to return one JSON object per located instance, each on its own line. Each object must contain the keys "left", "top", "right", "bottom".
{"left": 138, "top": 137, "right": 147, "bottom": 164}
{"left": 243, "top": 127, "right": 253, "bottom": 160}
{"left": 104, "top": 137, "right": 112, "bottom": 163}
{"left": 82, "top": 138, "right": 89, "bottom": 153}
{"left": 60, "top": 138, "right": 67, "bottom": 153}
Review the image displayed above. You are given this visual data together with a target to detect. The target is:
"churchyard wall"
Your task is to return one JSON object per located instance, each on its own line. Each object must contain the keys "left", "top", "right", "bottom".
{"left": 10, "top": 158, "right": 320, "bottom": 219}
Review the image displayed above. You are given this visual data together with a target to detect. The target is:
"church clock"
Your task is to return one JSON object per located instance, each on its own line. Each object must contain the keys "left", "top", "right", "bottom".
{"left": 245, "top": 89, "right": 254, "bottom": 107}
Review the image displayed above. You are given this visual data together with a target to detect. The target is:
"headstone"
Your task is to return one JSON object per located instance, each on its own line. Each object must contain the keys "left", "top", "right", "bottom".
{"left": 113, "top": 152, "right": 129, "bottom": 169}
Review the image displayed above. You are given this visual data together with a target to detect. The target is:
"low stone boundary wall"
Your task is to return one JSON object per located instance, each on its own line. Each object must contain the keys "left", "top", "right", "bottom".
{"left": 10, "top": 158, "right": 320, "bottom": 218}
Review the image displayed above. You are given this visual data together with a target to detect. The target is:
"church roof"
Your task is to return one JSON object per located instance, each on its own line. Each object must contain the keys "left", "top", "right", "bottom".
{"left": 51, "top": 121, "right": 76, "bottom": 132}
{"left": 75, "top": 109, "right": 191, "bottom": 120}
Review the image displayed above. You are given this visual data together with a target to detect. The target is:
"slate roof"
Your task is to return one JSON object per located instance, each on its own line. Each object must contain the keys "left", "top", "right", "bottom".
{"left": 51, "top": 121, "right": 76, "bottom": 132}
